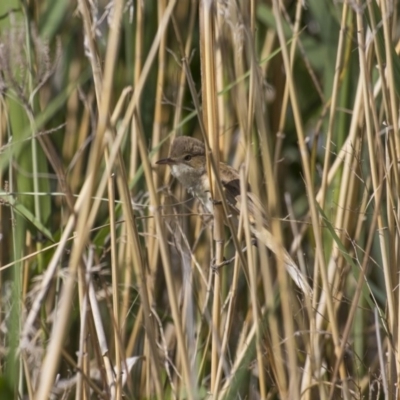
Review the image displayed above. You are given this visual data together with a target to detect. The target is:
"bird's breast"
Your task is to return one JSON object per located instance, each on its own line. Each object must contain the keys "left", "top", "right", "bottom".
{"left": 171, "top": 165, "right": 213, "bottom": 213}
{"left": 189, "top": 186, "right": 213, "bottom": 214}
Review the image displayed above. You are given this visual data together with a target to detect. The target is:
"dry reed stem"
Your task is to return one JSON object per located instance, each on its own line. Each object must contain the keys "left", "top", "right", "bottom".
{"left": 272, "top": 1, "right": 347, "bottom": 397}
{"left": 147, "top": 0, "right": 167, "bottom": 304}
{"left": 320, "top": 2, "right": 349, "bottom": 211}
{"left": 240, "top": 167, "right": 267, "bottom": 399}
{"left": 302, "top": 3, "right": 350, "bottom": 396}
{"left": 356, "top": 2, "right": 397, "bottom": 394}
{"left": 275, "top": 0, "right": 303, "bottom": 178}
{"left": 131, "top": 6, "right": 195, "bottom": 398}
{"left": 199, "top": 1, "right": 224, "bottom": 394}
{"left": 108, "top": 173, "right": 122, "bottom": 399}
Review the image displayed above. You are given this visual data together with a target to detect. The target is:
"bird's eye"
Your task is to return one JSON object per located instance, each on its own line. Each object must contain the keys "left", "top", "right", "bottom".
{"left": 184, "top": 155, "right": 192, "bottom": 161}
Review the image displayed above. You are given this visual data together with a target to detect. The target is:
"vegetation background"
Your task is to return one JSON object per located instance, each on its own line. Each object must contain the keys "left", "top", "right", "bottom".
{"left": 0, "top": 0, "right": 399, "bottom": 399}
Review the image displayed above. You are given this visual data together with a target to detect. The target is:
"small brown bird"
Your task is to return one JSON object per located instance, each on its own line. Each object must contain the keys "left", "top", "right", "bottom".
{"left": 156, "top": 136, "right": 312, "bottom": 296}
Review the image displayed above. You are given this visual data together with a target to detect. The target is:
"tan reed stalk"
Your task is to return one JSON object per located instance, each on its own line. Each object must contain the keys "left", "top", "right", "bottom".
{"left": 108, "top": 173, "right": 122, "bottom": 399}
{"left": 356, "top": 0, "right": 395, "bottom": 377}
{"left": 143, "top": 2, "right": 168, "bottom": 393}
{"left": 62, "top": 62, "right": 81, "bottom": 171}
{"left": 274, "top": 0, "right": 303, "bottom": 179}
{"left": 327, "top": 141, "right": 376, "bottom": 399}
{"left": 245, "top": 4, "right": 268, "bottom": 397}
{"left": 129, "top": 0, "right": 144, "bottom": 181}
{"left": 252, "top": 26, "right": 298, "bottom": 400}
{"left": 214, "top": 217, "right": 244, "bottom": 393}
{"left": 147, "top": 0, "right": 167, "bottom": 297}
{"left": 33, "top": 0, "right": 125, "bottom": 397}
{"left": 367, "top": 0, "right": 400, "bottom": 331}
{"left": 212, "top": 2, "right": 242, "bottom": 393}
{"left": 135, "top": 123, "right": 196, "bottom": 397}
{"left": 124, "top": 4, "right": 196, "bottom": 396}
{"left": 171, "top": 4, "right": 197, "bottom": 137}
{"left": 217, "top": 308, "right": 260, "bottom": 399}
{"left": 172, "top": 10, "right": 200, "bottom": 389}
{"left": 199, "top": 1, "right": 224, "bottom": 394}
{"left": 114, "top": 156, "right": 165, "bottom": 398}
{"left": 300, "top": 3, "right": 349, "bottom": 397}
{"left": 240, "top": 167, "right": 267, "bottom": 399}
{"left": 84, "top": 1, "right": 179, "bottom": 395}
{"left": 368, "top": 42, "right": 400, "bottom": 338}
{"left": 83, "top": 2, "right": 177, "bottom": 395}
{"left": 75, "top": 244, "right": 89, "bottom": 400}
{"left": 68, "top": 91, "right": 93, "bottom": 194}
{"left": 379, "top": 0, "right": 400, "bottom": 161}
{"left": 106, "top": 87, "right": 135, "bottom": 397}
{"left": 301, "top": 72, "right": 364, "bottom": 398}
{"left": 212, "top": 3, "right": 229, "bottom": 398}
{"left": 119, "top": 0, "right": 144, "bottom": 355}
{"left": 183, "top": 6, "right": 253, "bottom": 395}
{"left": 87, "top": 252, "right": 116, "bottom": 397}
{"left": 272, "top": 1, "right": 349, "bottom": 397}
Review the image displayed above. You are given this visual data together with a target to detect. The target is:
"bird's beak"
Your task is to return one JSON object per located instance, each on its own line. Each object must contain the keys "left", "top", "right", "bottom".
{"left": 156, "top": 157, "right": 175, "bottom": 165}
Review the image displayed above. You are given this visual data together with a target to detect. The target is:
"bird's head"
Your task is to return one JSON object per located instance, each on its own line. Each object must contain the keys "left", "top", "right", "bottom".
{"left": 156, "top": 137, "right": 207, "bottom": 188}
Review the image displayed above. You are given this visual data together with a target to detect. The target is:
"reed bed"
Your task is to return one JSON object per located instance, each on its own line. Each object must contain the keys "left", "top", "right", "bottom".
{"left": 0, "top": 0, "right": 399, "bottom": 399}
